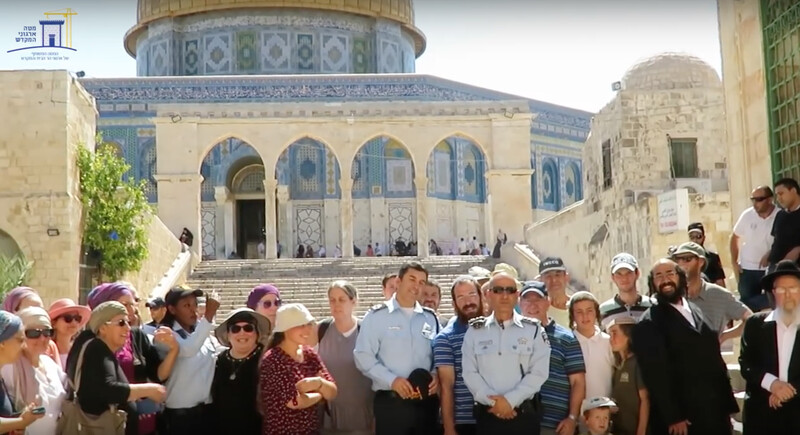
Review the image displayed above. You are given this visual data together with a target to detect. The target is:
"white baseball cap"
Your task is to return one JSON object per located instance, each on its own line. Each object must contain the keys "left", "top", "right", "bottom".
{"left": 582, "top": 396, "right": 618, "bottom": 413}
{"left": 610, "top": 253, "right": 638, "bottom": 273}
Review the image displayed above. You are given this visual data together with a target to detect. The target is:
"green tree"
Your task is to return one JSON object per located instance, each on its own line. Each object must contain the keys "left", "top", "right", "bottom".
{"left": 0, "top": 253, "right": 33, "bottom": 296}
{"left": 77, "top": 137, "right": 152, "bottom": 280}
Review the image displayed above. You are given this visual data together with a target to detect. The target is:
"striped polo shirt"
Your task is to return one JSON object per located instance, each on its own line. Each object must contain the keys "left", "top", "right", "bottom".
{"left": 433, "top": 319, "right": 475, "bottom": 425}
{"left": 540, "top": 319, "right": 585, "bottom": 429}
{"left": 688, "top": 281, "right": 748, "bottom": 333}
{"left": 599, "top": 293, "right": 654, "bottom": 329}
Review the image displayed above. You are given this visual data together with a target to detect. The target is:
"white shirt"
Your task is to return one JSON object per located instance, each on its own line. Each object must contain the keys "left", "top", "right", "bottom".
{"left": 459, "top": 241, "right": 467, "bottom": 252}
{"left": 319, "top": 247, "right": 326, "bottom": 257}
{"left": 761, "top": 310, "right": 800, "bottom": 392}
{"left": 375, "top": 244, "right": 383, "bottom": 255}
{"left": 1, "top": 355, "right": 67, "bottom": 435}
{"left": 165, "top": 319, "right": 224, "bottom": 409}
{"left": 733, "top": 206, "right": 778, "bottom": 270}
{"left": 574, "top": 327, "right": 614, "bottom": 399}
{"left": 670, "top": 298, "right": 696, "bottom": 328}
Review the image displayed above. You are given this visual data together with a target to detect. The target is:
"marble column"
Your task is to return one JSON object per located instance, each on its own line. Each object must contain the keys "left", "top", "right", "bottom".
{"left": 213, "top": 186, "right": 231, "bottom": 259}
{"left": 340, "top": 179, "right": 354, "bottom": 257}
{"left": 415, "top": 176, "right": 430, "bottom": 257}
{"left": 154, "top": 173, "right": 203, "bottom": 257}
{"left": 263, "top": 178, "right": 279, "bottom": 259}
{"left": 276, "top": 185, "right": 290, "bottom": 258}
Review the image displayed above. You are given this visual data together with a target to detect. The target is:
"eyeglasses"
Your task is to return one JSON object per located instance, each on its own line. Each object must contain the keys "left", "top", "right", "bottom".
{"left": 60, "top": 314, "right": 83, "bottom": 324}
{"left": 105, "top": 319, "right": 130, "bottom": 328}
{"left": 454, "top": 292, "right": 480, "bottom": 303}
{"left": 24, "top": 329, "right": 54, "bottom": 339}
{"left": 673, "top": 256, "right": 696, "bottom": 263}
{"left": 229, "top": 323, "right": 256, "bottom": 334}
{"left": 490, "top": 286, "right": 517, "bottom": 294}
{"left": 262, "top": 300, "right": 281, "bottom": 309}
{"left": 653, "top": 270, "right": 678, "bottom": 281}
{"left": 774, "top": 286, "right": 800, "bottom": 295}
{"left": 750, "top": 196, "right": 771, "bottom": 202}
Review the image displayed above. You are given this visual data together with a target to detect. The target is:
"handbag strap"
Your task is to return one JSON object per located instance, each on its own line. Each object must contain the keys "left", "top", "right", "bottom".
{"left": 69, "top": 339, "right": 94, "bottom": 400}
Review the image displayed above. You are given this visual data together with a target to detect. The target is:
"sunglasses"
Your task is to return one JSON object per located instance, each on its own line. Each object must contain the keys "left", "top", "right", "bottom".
{"left": 59, "top": 314, "right": 83, "bottom": 324}
{"left": 25, "top": 329, "right": 54, "bottom": 339}
{"left": 229, "top": 323, "right": 256, "bottom": 334}
{"left": 490, "top": 286, "right": 517, "bottom": 294}
{"left": 750, "top": 196, "right": 770, "bottom": 202}
{"left": 262, "top": 300, "right": 281, "bottom": 309}
{"left": 105, "top": 319, "right": 130, "bottom": 328}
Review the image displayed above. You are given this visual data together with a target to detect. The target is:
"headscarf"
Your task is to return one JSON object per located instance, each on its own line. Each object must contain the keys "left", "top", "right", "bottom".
{"left": 0, "top": 311, "right": 22, "bottom": 343}
{"left": 88, "top": 301, "right": 128, "bottom": 334}
{"left": 246, "top": 284, "right": 280, "bottom": 310}
{"left": 87, "top": 282, "right": 133, "bottom": 310}
{"left": 2, "top": 287, "right": 38, "bottom": 313}
{"left": 11, "top": 307, "right": 53, "bottom": 409}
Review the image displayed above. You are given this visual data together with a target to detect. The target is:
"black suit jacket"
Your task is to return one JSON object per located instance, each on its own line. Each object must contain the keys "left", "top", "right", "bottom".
{"left": 632, "top": 300, "right": 738, "bottom": 435}
{"left": 739, "top": 311, "right": 800, "bottom": 434}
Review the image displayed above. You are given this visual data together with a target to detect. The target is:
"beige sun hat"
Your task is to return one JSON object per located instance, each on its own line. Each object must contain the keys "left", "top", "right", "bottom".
{"left": 273, "top": 303, "right": 315, "bottom": 333}
{"left": 214, "top": 308, "right": 272, "bottom": 347}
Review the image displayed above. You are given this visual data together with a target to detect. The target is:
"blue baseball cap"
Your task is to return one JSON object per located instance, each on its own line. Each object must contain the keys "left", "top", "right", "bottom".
{"left": 520, "top": 281, "right": 547, "bottom": 298}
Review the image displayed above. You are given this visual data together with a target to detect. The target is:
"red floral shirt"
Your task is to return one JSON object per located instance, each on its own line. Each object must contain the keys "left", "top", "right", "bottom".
{"left": 259, "top": 346, "right": 334, "bottom": 435}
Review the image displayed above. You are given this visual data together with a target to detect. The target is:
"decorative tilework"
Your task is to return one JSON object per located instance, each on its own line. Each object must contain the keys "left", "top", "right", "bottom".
{"left": 235, "top": 30, "right": 258, "bottom": 73}
{"left": 351, "top": 155, "right": 364, "bottom": 193}
{"left": 295, "top": 206, "right": 323, "bottom": 248}
{"left": 564, "top": 161, "right": 581, "bottom": 205}
{"left": 203, "top": 33, "right": 232, "bottom": 74}
{"left": 139, "top": 138, "right": 158, "bottom": 202}
{"left": 325, "top": 149, "right": 337, "bottom": 196}
{"left": 261, "top": 31, "right": 290, "bottom": 72}
{"left": 149, "top": 39, "right": 169, "bottom": 76}
{"left": 541, "top": 158, "right": 559, "bottom": 208}
{"left": 201, "top": 203, "right": 217, "bottom": 260}
{"left": 321, "top": 34, "right": 349, "bottom": 73}
{"left": 387, "top": 203, "right": 414, "bottom": 243}
{"left": 296, "top": 34, "right": 314, "bottom": 71}
{"left": 379, "top": 39, "right": 400, "bottom": 73}
{"left": 183, "top": 39, "right": 199, "bottom": 75}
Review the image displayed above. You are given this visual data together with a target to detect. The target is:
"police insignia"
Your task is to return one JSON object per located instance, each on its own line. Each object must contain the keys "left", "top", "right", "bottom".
{"left": 540, "top": 329, "right": 550, "bottom": 346}
{"left": 468, "top": 317, "right": 487, "bottom": 329}
{"left": 369, "top": 303, "right": 388, "bottom": 313}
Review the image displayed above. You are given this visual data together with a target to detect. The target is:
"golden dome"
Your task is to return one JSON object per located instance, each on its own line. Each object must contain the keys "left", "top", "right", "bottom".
{"left": 124, "top": 0, "right": 425, "bottom": 57}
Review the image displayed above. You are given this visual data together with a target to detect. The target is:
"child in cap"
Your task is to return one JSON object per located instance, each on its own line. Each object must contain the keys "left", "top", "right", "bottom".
{"left": 580, "top": 396, "right": 617, "bottom": 435}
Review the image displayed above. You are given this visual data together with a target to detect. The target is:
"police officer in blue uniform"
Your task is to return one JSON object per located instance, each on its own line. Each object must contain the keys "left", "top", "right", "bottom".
{"left": 461, "top": 272, "right": 551, "bottom": 435}
{"left": 354, "top": 261, "right": 441, "bottom": 435}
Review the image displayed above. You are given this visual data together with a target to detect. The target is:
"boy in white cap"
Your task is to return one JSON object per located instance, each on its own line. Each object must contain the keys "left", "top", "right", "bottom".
{"left": 580, "top": 397, "right": 617, "bottom": 435}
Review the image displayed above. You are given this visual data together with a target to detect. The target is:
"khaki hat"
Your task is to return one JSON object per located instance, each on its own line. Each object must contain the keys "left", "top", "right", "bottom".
{"left": 274, "top": 303, "right": 315, "bottom": 333}
{"left": 88, "top": 301, "right": 128, "bottom": 333}
{"left": 468, "top": 266, "right": 491, "bottom": 280}
{"left": 671, "top": 242, "right": 706, "bottom": 259}
{"left": 491, "top": 263, "right": 519, "bottom": 279}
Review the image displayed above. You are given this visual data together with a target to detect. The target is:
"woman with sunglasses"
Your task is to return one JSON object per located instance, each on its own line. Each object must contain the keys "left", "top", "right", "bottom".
{"left": 46, "top": 299, "right": 90, "bottom": 370}
{"left": 0, "top": 307, "right": 66, "bottom": 435}
{"left": 211, "top": 308, "right": 271, "bottom": 434}
{"left": 260, "top": 303, "right": 337, "bottom": 435}
{"left": 67, "top": 283, "right": 179, "bottom": 435}
{"left": 0, "top": 311, "right": 45, "bottom": 433}
{"left": 246, "top": 284, "right": 282, "bottom": 326}
{"left": 67, "top": 302, "right": 166, "bottom": 434}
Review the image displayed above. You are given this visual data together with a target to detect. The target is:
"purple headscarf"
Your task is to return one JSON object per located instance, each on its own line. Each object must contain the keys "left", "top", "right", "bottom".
{"left": 2, "top": 287, "right": 38, "bottom": 313}
{"left": 87, "top": 282, "right": 133, "bottom": 310}
{"left": 247, "top": 284, "right": 280, "bottom": 310}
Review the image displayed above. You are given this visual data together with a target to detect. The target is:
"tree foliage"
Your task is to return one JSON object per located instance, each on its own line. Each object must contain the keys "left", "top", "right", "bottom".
{"left": 77, "top": 137, "right": 152, "bottom": 280}
{"left": 0, "top": 254, "right": 33, "bottom": 297}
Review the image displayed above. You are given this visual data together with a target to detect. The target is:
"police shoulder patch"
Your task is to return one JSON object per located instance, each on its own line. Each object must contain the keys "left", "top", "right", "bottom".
{"left": 468, "top": 316, "right": 487, "bottom": 329}
{"left": 520, "top": 316, "right": 541, "bottom": 326}
{"left": 540, "top": 329, "right": 550, "bottom": 346}
{"left": 421, "top": 306, "right": 437, "bottom": 316}
{"left": 369, "top": 303, "right": 388, "bottom": 313}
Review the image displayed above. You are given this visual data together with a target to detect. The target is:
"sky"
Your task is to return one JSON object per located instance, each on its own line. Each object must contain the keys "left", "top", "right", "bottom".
{"left": 0, "top": 0, "right": 723, "bottom": 113}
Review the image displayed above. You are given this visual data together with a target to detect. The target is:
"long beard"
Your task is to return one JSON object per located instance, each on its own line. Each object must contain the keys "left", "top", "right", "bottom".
{"left": 456, "top": 303, "right": 483, "bottom": 323}
{"left": 655, "top": 281, "right": 685, "bottom": 305}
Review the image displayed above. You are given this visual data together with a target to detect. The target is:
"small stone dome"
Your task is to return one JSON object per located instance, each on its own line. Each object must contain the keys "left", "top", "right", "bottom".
{"left": 621, "top": 53, "right": 720, "bottom": 91}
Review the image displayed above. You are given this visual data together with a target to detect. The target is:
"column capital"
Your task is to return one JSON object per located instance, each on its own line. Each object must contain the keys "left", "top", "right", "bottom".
{"left": 213, "top": 186, "right": 230, "bottom": 204}
{"left": 263, "top": 178, "right": 279, "bottom": 191}
{"left": 155, "top": 173, "right": 204, "bottom": 184}
{"left": 276, "top": 185, "right": 290, "bottom": 202}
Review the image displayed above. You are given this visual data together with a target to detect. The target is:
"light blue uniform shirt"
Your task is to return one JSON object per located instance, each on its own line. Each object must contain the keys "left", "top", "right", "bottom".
{"left": 461, "top": 311, "right": 551, "bottom": 408}
{"left": 165, "top": 318, "right": 225, "bottom": 409}
{"left": 354, "top": 295, "right": 440, "bottom": 391}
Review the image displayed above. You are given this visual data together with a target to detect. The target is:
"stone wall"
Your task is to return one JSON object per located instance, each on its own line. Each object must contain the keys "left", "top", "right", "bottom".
{"left": 120, "top": 215, "right": 184, "bottom": 299}
{"left": 717, "top": 0, "right": 772, "bottom": 217}
{"left": 525, "top": 191, "right": 734, "bottom": 303}
{"left": 0, "top": 70, "right": 96, "bottom": 303}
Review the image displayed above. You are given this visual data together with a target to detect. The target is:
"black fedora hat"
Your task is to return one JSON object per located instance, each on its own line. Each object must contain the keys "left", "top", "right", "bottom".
{"left": 761, "top": 260, "right": 800, "bottom": 292}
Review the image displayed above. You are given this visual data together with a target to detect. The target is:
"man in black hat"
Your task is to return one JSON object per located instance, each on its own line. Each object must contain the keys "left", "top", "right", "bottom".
{"left": 739, "top": 260, "right": 800, "bottom": 434}
{"left": 539, "top": 257, "right": 571, "bottom": 328}
{"left": 632, "top": 259, "right": 738, "bottom": 435}
{"left": 687, "top": 222, "right": 726, "bottom": 287}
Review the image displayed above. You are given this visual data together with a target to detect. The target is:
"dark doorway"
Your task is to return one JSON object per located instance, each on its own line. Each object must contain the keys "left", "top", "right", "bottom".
{"left": 48, "top": 35, "right": 55, "bottom": 47}
{"left": 237, "top": 199, "right": 265, "bottom": 259}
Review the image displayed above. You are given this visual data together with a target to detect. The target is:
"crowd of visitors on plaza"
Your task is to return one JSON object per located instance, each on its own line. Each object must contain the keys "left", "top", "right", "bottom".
{"left": 0, "top": 178, "right": 798, "bottom": 435}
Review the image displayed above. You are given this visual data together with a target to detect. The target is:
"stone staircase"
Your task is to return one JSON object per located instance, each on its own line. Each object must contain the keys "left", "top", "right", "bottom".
{"left": 186, "top": 255, "right": 499, "bottom": 320}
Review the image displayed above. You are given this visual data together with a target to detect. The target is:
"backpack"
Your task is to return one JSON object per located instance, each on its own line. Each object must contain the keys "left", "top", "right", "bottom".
{"left": 318, "top": 318, "right": 361, "bottom": 343}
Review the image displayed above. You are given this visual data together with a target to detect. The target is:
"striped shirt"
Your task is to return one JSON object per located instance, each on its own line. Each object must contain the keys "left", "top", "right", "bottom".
{"left": 688, "top": 281, "right": 748, "bottom": 333}
{"left": 599, "top": 293, "right": 654, "bottom": 329}
{"left": 433, "top": 319, "right": 475, "bottom": 425}
{"left": 540, "top": 320, "right": 585, "bottom": 429}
